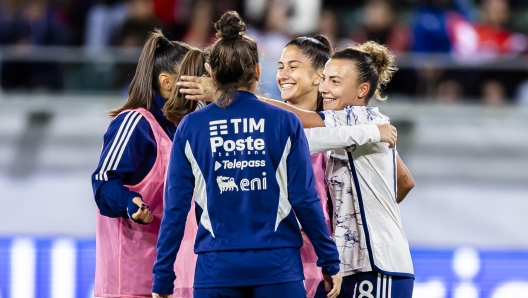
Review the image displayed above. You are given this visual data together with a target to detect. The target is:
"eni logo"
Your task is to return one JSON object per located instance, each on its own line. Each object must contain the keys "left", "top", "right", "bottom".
{"left": 216, "top": 176, "right": 239, "bottom": 194}
{"left": 216, "top": 173, "right": 267, "bottom": 194}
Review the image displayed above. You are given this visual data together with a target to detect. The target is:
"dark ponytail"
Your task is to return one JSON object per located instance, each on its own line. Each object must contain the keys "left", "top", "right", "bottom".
{"left": 209, "top": 11, "right": 259, "bottom": 108}
{"left": 163, "top": 48, "right": 209, "bottom": 124}
{"left": 285, "top": 35, "right": 333, "bottom": 111}
{"left": 332, "top": 41, "right": 397, "bottom": 103}
{"left": 109, "top": 29, "right": 192, "bottom": 117}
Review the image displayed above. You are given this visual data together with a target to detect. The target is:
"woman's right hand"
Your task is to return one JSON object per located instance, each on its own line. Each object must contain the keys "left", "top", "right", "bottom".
{"left": 324, "top": 272, "right": 343, "bottom": 298}
{"left": 377, "top": 124, "right": 397, "bottom": 148}
{"left": 177, "top": 76, "right": 217, "bottom": 102}
{"left": 130, "top": 197, "right": 153, "bottom": 224}
{"left": 152, "top": 293, "right": 172, "bottom": 298}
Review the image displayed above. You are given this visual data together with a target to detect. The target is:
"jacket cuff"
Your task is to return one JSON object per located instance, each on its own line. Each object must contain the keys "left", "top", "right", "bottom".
{"left": 125, "top": 192, "right": 141, "bottom": 219}
{"left": 322, "top": 264, "right": 341, "bottom": 276}
{"left": 365, "top": 124, "right": 381, "bottom": 143}
{"left": 152, "top": 282, "right": 174, "bottom": 295}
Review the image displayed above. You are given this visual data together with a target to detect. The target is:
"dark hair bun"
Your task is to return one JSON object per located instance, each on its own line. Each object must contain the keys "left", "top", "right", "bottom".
{"left": 214, "top": 11, "right": 246, "bottom": 40}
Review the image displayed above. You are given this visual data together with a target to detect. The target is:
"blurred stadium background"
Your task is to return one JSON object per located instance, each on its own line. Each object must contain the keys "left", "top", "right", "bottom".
{"left": 1, "top": 0, "right": 528, "bottom": 297}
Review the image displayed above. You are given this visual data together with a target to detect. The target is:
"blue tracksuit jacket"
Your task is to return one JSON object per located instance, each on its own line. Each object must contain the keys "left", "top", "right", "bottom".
{"left": 153, "top": 91, "right": 340, "bottom": 293}
{"left": 91, "top": 93, "right": 175, "bottom": 218}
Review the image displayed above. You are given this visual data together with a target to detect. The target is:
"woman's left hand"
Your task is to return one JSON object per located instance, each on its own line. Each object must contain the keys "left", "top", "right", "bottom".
{"left": 177, "top": 76, "right": 216, "bottom": 102}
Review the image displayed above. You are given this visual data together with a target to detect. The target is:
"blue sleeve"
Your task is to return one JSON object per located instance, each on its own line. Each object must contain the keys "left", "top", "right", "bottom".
{"left": 152, "top": 116, "right": 195, "bottom": 294}
{"left": 286, "top": 116, "right": 341, "bottom": 276}
{"left": 91, "top": 111, "right": 156, "bottom": 219}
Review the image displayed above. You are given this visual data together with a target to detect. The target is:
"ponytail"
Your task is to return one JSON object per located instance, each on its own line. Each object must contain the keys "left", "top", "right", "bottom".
{"left": 163, "top": 48, "right": 209, "bottom": 124}
{"left": 109, "top": 29, "right": 191, "bottom": 117}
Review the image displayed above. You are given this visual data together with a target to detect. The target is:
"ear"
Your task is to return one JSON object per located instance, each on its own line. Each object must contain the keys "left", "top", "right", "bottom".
{"left": 158, "top": 72, "right": 173, "bottom": 92}
{"left": 254, "top": 63, "right": 261, "bottom": 82}
{"left": 358, "top": 82, "right": 370, "bottom": 99}
{"left": 313, "top": 69, "right": 323, "bottom": 85}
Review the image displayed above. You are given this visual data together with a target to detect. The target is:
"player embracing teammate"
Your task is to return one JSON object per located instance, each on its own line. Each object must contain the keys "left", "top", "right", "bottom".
{"left": 92, "top": 8, "right": 415, "bottom": 298}
{"left": 177, "top": 13, "right": 416, "bottom": 298}
{"left": 257, "top": 41, "right": 416, "bottom": 298}
{"left": 152, "top": 11, "right": 342, "bottom": 298}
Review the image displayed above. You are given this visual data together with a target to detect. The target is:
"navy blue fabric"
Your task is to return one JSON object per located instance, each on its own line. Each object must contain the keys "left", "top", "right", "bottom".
{"left": 193, "top": 281, "right": 306, "bottom": 298}
{"left": 317, "top": 111, "right": 325, "bottom": 121}
{"left": 194, "top": 248, "right": 304, "bottom": 288}
{"left": 153, "top": 91, "right": 340, "bottom": 293}
{"left": 314, "top": 271, "right": 414, "bottom": 298}
{"left": 91, "top": 93, "right": 175, "bottom": 219}
{"left": 412, "top": 6, "right": 452, "bottom": 53}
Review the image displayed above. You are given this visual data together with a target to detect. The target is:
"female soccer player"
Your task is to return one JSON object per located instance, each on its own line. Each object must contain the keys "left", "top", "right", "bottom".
{"left": 277, "top": 35, "right": 334, "bottom": 297}
{"left": 179, "top": 41, "right": 414, "bottom": 297}
{"left": 163, "top": 47, "right": 210, "bottom": 298}
{"left": 91, "top": 30, "right": 194, "bottom": 298}
{"left": 174, "top": 39, "right": 397, "bottom": 298}
{"left": 274, "top": 41, "right": 415, "bottom": 298}
{"left": 152, "top": 11, "right": 343, "bottom": 298}
{"left": 313, "top": 42, "right": 415, "bottom": 298}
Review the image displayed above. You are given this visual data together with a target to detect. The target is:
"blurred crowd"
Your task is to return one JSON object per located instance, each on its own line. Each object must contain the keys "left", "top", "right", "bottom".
{"left": 1, "top": 0, "right": 528, "bottom": 104}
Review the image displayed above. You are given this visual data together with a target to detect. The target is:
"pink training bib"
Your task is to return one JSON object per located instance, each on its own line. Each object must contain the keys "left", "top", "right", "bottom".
{"left": 94, "top": 108, "right": 197, "bottom": 297}
{"left": 300, "top": 152, "right": 330, "bottom": 298}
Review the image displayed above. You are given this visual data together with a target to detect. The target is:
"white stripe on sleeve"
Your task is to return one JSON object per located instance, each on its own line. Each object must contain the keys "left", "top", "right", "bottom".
{"left": 107, "top": 113, "right": 143, "bottom": 179}
{"left": 185, "top": 141, "right": 215, "bottom": 237}
{"left": 274, "top": 137, "right": 292, "bottom": 231}
{"left": 96, "top": 111, "right": 135, "bottom": 180}
{"left": 98, "top": 111, "right": 142, "bottom": 181}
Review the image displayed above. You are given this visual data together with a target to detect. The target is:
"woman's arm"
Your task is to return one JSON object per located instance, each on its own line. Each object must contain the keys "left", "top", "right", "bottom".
{"left": 396, "top": 154, "right": 414, "bottom": 203}
{"left": 305, "top": 125, "right": 396, "bottom": 154}
{"left": 258, "top": 97, "right": 326, "bottom": 128}
{"left": 177, "top": 76, "right": 325, "bottom": 128}
{"left": 92, "top": 112, "right": 153, "bottom": 223}
{"left": 177, "top": 76, "right": 397, "bottom": 148}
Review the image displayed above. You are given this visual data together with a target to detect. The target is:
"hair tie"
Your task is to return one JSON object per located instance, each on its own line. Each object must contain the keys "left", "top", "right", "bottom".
{"left": 159, "top": 37, "right": 170, "bottom": 47}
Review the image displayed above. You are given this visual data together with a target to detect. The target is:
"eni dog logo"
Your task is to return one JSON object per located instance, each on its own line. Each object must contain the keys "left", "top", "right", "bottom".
{"left": 216, "top": 176, "right": 239, "bottom": 194}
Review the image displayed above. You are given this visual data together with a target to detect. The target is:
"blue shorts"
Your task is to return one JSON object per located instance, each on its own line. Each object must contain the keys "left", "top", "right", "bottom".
{"left": 193, "top": 281, "right": 306, "bottom": 298}
{"left": 314, "top": 271, "right": 414, "bottom": 298}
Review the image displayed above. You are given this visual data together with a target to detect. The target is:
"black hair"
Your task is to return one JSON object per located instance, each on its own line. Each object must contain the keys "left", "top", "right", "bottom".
{"left": 285, "top": 35, "right": 334, "bottom": 111}
{"left": 110, "top": 29, "right": 191, "bottom": 117}
{"left": 209, "top": 11, "right": 259, "bottom": 108}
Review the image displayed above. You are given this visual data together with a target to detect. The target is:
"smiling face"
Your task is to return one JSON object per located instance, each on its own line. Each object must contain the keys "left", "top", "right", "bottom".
{"left": 319, "top": 58, "right": 370, "bottom": 110}
{"left": 277, "top": 45, "right": 322, "bottom": 108}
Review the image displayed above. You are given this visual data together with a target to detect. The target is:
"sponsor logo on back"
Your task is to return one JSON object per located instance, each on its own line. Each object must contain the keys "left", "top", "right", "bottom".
{"left": 216, "top": 173, "right": 267, "bottom": 194}
{"left": 209, "top": 118, "right": 266, "bottom": 156}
